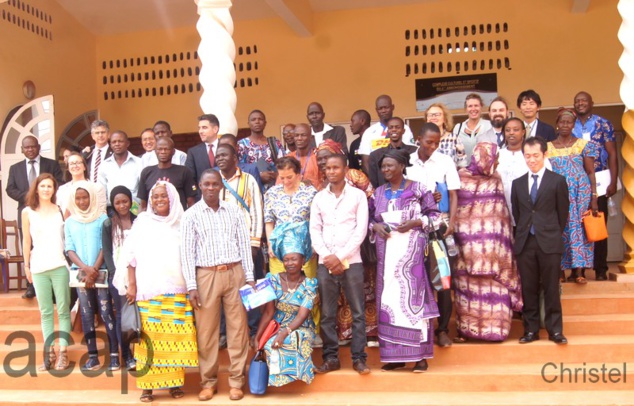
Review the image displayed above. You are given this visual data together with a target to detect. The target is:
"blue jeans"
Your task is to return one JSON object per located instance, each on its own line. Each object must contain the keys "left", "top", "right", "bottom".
{"left": 317, "top": 263, "right": 367, "bottom": 362}
{"left": 77, "top": 284, "right": 118, "bottom": 357}
{"left": 107, "top": 273, "right": 132, "bottom": 361}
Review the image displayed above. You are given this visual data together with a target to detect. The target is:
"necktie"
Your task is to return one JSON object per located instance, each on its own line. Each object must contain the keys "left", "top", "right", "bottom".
{"left": 208, "top": 143, "right": 215, "bottom": 167}
{"left": 93, "top": 148, "right": 101, "bottom": 182}
{"left": 496, "top": 131, "right": 504, "bottom": 147}
{"left": 28, "top": 160, "right": 36, "bottom": 186}
{"left": 526, "top": 123, "right": 532, "bottom": 138}
{"left": 530, "top": 174, "right": 538, "bottom": 234}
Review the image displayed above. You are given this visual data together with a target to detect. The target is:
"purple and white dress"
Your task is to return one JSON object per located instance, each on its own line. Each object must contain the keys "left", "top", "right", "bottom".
{"left": 369, "top": 181, "right": 440, "bottom": 362}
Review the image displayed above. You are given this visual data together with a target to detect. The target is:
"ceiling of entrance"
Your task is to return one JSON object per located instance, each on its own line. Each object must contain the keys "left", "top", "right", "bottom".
{"left": 54, "top": 0, "right": 436, "bottom": 36}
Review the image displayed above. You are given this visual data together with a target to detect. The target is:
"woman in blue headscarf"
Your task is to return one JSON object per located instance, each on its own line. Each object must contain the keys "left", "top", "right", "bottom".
{"left": 253, "top": 221, "right": 318, "bottom": 387}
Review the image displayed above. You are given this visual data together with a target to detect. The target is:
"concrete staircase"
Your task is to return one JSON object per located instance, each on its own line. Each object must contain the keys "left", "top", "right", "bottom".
{"left": 0, "top": 269, "right": 633, "bottom": 405}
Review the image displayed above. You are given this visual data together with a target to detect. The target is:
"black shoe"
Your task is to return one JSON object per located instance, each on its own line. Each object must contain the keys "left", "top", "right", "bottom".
{"left": 381, "top": 362, "right": 406, "bottom": 371}
{"left": 519, "top": 331, "right": 540, "bottom": 344}
{"left": 352, "top": 359, "right": 371, "bottom": 375}
{"left": 412, "top": 360, "right": 428, "bottom": 373}
{"left": 595, "top": 272, "right": 608, "bottom": 281}
{"left": 549, "top": 333, "right": 568, "bottom": 345}
{"left": 22, "top": 287, "right": 35, "bottom": 299}
{"left": 314, "top": 358, "right": 341, "bottom": 374}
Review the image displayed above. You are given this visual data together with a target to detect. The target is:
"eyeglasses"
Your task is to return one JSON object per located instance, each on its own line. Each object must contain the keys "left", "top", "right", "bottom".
{"left": 426, "top": 113, "right": 442, "bottom": 118}
{"left": 68, "top": 162, "right": 84, "bottom": 167}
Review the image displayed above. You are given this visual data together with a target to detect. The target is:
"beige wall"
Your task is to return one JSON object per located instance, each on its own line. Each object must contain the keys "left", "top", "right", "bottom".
{"left": 0, "top": 0, "right": 96, "bottom": 149}
{"left": 0, "top": 0, "right": 623, "bottom": 141}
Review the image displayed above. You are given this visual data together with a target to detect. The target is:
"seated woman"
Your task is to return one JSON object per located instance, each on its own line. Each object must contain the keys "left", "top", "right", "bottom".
{"left": 454, "top": 142, "right": 523, "bottom": 342}
{"left": 122, "top": 181, "right": 198, "bottom": 403}
{"left": 254, "top": 221, "right": 317, "bottom": 387}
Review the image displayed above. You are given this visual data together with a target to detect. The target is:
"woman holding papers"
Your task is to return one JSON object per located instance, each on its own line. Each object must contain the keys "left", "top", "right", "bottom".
{"left": 368, "top": 149, "right": 440, "bottom": 373}
{"left": 254, "top": 221, "right": 317, "bottom": 387}
{"left": 122, "top": 181, "right": 198, "bottom": 403}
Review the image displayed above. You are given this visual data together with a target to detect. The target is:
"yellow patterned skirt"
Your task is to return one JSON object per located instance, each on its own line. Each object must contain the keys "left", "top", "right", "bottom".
{"left": 135, "top": 293, "right": 198, "bottom": 390}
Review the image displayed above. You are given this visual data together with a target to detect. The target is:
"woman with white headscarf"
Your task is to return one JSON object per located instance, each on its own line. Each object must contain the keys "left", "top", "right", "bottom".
{"left": 121, "top": 181, "right": 198, "bottom": 403}
{"left": 64, "top": 180, "right": 118, "bottom": 371}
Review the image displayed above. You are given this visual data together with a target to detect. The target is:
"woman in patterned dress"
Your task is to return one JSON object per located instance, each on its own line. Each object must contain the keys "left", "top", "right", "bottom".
{"left": 453, "top": 142, "right": 523, "bottom": 342}
{"left": 123, "top": 181, "right": 198, "bottom": 403}
{"left": 369, "top": 149, "right": 440, "bottom": 372}
{"left": 547, "top": 108, "right": 599, "bottom": 284}
{"left": 254, "top": 221, "right": 317, "bottom": 387}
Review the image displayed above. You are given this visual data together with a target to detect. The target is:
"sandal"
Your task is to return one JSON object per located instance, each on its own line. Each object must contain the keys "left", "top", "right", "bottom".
{"left": 575, "top": 276, "right": 588, "bottom": 285}
{"left": 55, "top": 350, "right": 69, "bottom": 371}
{"left": 170, "top": 387, "right": 185, "bottom": 399}
{"left": 453, "top": 336, "right": 468, "bottom": 344}
{"left": 140, "top": 390, "right": 153, "bottom": 403}
{"left": 38, "top": 348, "right": 56, "bottom": 371}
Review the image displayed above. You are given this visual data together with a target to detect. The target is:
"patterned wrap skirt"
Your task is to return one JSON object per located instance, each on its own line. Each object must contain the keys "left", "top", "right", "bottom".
{"left": 135, "top": 293, "right": 198, "bottom": 390}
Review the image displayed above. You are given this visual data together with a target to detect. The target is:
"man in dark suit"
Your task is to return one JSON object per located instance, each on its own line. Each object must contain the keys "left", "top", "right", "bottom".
{"left": 186, "top": 114, "right": 221, "bottom": 189}
{"left": 511, "top": 137, "right": 569, "bottom": 345}
{"left": 517, "top": 90, "right": 556, "bottom": 142}
{"left": 82, "top": 119, "right": 113, "bottom": 182}
{"left": 6, "top": 135, "right": 64, "bottom": 298}
{"left": 307, "top": 102, "right": 348, "bottom": 154}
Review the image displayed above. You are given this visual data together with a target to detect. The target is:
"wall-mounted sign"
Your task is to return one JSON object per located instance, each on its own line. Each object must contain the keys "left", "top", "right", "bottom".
{"left": 415, "top": 73, "right": 498, "bottom": 112}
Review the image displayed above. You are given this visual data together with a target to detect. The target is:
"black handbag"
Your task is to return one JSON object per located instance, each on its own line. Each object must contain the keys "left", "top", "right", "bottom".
{"left": 121, "top": 300, "right": 141, "bottom": 345}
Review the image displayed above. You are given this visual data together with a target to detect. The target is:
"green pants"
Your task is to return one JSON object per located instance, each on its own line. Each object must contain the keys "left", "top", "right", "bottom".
{"left": 32, "top": 266, "right": 71, "bottom": 348}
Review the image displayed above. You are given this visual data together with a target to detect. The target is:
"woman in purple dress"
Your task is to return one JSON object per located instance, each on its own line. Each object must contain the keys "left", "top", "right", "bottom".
{"left": 369, "top": 149, "right": 440, "bottom": 373}
{"left": 453, "top": 142, "right": 523, "bottom": 342}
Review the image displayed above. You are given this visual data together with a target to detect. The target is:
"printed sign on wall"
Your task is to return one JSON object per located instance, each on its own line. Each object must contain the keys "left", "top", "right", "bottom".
{"left": 415, "top": 73, "right": 498, "bottom": 111}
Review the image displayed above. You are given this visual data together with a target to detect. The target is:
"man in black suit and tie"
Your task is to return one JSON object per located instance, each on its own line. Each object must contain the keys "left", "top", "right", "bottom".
{"left": 517, "top": 90, "right": 556, "bottom": 142}
{"left": 82, "top": 119, "right": 113, "bottom": 182}
{"left": 511, "top": 137, "right": 569, "bottom": 345}
{"left": 6, "top": 135, "right": 64, "bottom": 298}
{"left": 185, "top": 114, "right": 220, "bottom": 191}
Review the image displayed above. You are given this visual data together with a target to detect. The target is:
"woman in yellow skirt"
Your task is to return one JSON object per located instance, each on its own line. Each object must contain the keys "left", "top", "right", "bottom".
{"left": 123, "top": 181, "right": 198, "bottom": 403}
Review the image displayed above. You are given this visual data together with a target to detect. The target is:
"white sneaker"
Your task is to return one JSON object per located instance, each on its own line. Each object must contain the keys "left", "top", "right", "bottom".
{"left": 313, "top": 335, "right": 323, "bottom": 348}
{"left": 367, "top": 340, "right": 379, "bottom": 348}
{"left": 338, "top": 339, "right": 351, "bottom": 346}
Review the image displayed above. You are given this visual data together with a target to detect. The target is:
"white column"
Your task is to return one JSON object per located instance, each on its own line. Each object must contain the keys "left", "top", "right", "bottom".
{"left": 618, "top": 0, "right": 634, "bottom": 275}
{"left": 195, "top": 0, "right": 237, "bottom": 135}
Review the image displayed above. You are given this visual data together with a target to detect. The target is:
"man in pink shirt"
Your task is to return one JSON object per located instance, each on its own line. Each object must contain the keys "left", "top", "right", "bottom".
{"left": 310, "top": 154, "right": 370, "bottom": 375}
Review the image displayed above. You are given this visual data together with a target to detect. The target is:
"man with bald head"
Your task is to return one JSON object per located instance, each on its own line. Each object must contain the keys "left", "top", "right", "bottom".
{"left": 285, "top": 123, "right": 321, "bottom": 187}
{"left": 307, "top": 102, "right": 348, "bottom": 153}
{"left": 358, "top": 95, "right": 415, "bottom": 175}
{"left": 137, "top": 137, "right": 196, "bottom": 211}
{"left": 6, "top": 135, "right": 64, "bottom": 298}
{"left": 573, "top": 91, "right": 618, "bottom": 281}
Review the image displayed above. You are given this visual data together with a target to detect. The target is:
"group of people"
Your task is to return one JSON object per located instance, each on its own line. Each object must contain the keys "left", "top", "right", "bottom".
{"left": 5, "top": 87, "right": 617, "bottom": 400}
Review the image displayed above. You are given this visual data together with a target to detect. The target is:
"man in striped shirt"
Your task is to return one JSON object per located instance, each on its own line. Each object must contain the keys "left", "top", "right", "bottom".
{"left": 181, "top": 169, "right": 254, "bottom": 401}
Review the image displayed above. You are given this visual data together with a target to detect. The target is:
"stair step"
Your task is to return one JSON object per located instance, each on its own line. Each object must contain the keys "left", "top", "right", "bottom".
{"left": 0, "top": 361, "right": 629, "bottom": 392}
{"left": 561, "top": 293, "right": 634, "bottom": 315}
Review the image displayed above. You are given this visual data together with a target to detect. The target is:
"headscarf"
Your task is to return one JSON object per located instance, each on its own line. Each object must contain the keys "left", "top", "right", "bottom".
{"left": 68, "top": 180, "right": 102, "bottom": 223}
{"left": 316, "top": 139, "right": 344, "bottom": 155}
{"left": 556, "top": 107, "right": 577, "bottom": 122}
{"left": 465, "top": 142, "right": 497, "bottom": 177}
{"left": 145, "top": 181, "right": 183, "bottom": 229}
{"left": 109, "top": 185, "right": 132, "bottom": 207}
{"left": 378, "top": 148, "right": 412, "bottom": 174}
{"left": 270, "top": 221, "right": 312, "bottom": 264}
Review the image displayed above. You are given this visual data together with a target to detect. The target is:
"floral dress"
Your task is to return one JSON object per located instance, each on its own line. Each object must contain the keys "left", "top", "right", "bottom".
{"left": 263, "top": 274, "right": 317, "bottom": 387}
{"left": 547, "top": 139, "right": 598, "bottom": 269}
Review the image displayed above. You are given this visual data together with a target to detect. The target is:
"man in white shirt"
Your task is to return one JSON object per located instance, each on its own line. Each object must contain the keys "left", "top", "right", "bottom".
{"left": 407, "top": 122, "right": 460, "bottom": 347}
{"left": 516, "top": 90, "right": 556, "bottom": 142}
{"left": 359, "top": 94, "right": 415, "bottom": 174}
{"left": 141, "top": 120, "right": 187, "bottom": 167}
{"left": 310, "top": 154, "right": 370, "bottom": 375}
{"left": 307, "top": 102, "right": 348, "bottom": 154}
{"left": 139, "top": 128, "right": 156, "bottom": 164}
{"left": 97, "top": 130, "right": 142, "bottom": 214}
{"left": 83, "top": 120, "right": 113, "bottom": 182}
